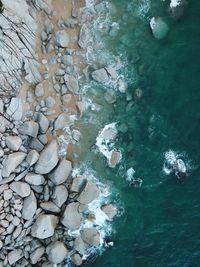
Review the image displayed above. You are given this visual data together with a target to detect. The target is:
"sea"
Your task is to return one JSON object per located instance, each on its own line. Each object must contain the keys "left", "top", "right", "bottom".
{"left": 75, "top": 0, "right": 200, "bottom": 266}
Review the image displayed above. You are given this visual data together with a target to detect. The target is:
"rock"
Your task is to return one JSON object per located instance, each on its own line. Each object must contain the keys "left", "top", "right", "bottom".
{"left": 71, "top": 175, "right": 85, "bottom": 193}
{"left": 10, "top": 182, "right": 31, "bottom": 198}
{"left": 81, "top": 228, "right": 100, "bottom": 246}
{"left": 108, "top": 150, "right": 122, "bottom": 168}
{"left": 74, "top": 236, "right": 87, "bottom": 255}
{"left": 78, "top": 24, "right": 91, "bottom": 48}
{"left": 48, "top": 159, "right": 72, "bottom": 185}
{"left": 44, "top": 19, "right": 54, "bottom": 34}
{"left": 55, "top": 30, "right": 70, "bottom": 47}
{"left": 46, "top": 241, "right": 68, "bottom": 264}
{"left": 62, "top": 55, "right": 73, "bottom": 65}
{"left": 30, "top": 246, "right": 45, "bottom": 264}
{"left": 26, "top": 150, "right": 39, "bottom": 166}
{"left": 78, "top": 182, "right": 100, "bottom": 205}
{"left": 52, "top": 185, "right": 68, "bottom": 207}
{"left": 104, "top": 90, "right": 117, "bottom": 104}
{"left": 6, "top": 98, "right": 23, "bottom": 121}
{"left": 64, "top": 74, "right": 79, "bottom": 94}
{"left": 5, "top": 136, "right": 22, "bottom": 151}
{"left": 54, "top": 113, "right": 72, "bottom": 130}
{"left": 22, "top": 190, "right": 37, "bottom": 220}
{"left": 101, "top": 204, "right": 117, "bottom": 220}
{"left": 91, "top": 68, "right": 109, "bottom": 83}
{"left": 45, "top": 96, "right": 55, "bottom": 108}
{"left": 0, "top": 116, "right": 10, "bottom": 133}
{"left": 40, "top": 201, "right": 60, "bottom": 213}
{"left": 12, "top": 216, "right": 20, "bottom": 226}
{"left": 35, "top": 83, "right": 44, "bottom": 97}
{"left": 150, "top": 17, "right": 169, "bottom": 39}
{"left": 71, "top": 254, "right": 83, "bottom": 266}
{"left": 3, "top": 189, "right": 13, "bottom": 201}
{"left": 30, "top": 138, "right": 44, "bottom": 152}
{"left": 25, "top": 172, "right": 45, "bottom": 185}
{"left": 2, "top": 152, "right": 27, "bottom": 177}
{"left": 34, "top": 140, "right": 59, "bottom": 174}
{"left": 31, "top": 214, "right": 58, "bottom": 239}
{"left": 19, "top": 120, "right": 39, "bottom": 138}
{"left": 61, "top": 202, "right": 82, "bottom": 230}
{"left": 8, "top": 249, "right": 23, "bottom": 265}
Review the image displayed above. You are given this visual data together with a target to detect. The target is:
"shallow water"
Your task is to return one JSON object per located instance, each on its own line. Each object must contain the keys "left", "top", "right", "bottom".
{"left": 80, "top": 0, "right": 200, "bottom": 266}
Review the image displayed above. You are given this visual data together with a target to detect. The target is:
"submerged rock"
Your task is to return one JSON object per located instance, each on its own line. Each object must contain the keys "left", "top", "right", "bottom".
{"left": 150, "top": 17, "right": 169, "bottom": 39}
{"left": 91, "top": 68, "right": 109, "bottom": 83}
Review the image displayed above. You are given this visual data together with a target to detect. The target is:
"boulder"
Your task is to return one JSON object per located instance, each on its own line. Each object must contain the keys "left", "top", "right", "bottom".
{"left": 25, "top": 172, "right": 45, "bottom": 185}
{"left": 30, "top": 246, "right": 45, "bottom": 264}
{"left": 71, "top": 254, "right": 82, "bottom": 266}
{"left": 26, "top": 150, "right": 39, "bottom": 166}
{"left": 0, "top": 115, "right": 10, "bottom": 133}
{"left": 37, "top": 113, "right": 49, "bottom": 133}
{"left": 54, "top": 113, "right": 72, "bottom": 130}
{"left": 6, "top": 97, "right": 23, "bottom": 121}
{"left": 80, "top": 228, "right": 100, "bottom": 247}
{"left": 101, "top": 204, "right": 117, "bottom": 220}
{"left": 19, "top": 120, "right": 39, "bottom": 138}
{"left": 31, "top": 214, "right": 58, "bottom": 239}
{"left": 8, "top": 249, "right": 23, "bottom": 265}
{"left": 5, "top": 136, "right": 22, "bottom": 151}
{"left": 52, "top": 185, "right": 68, "bottom": 207}
{"left": 150, "top": 17, "right": 169, "bottom": 39}
{"left": 78, "top": 182, "right": 100, "bottom": 205}
{"left": 74, "top": 236, "right": 87, "bottom": 255}
{"left": 71, "top": 175, "right": 85, "bottom": 193}
{"left": 34, "top": 140, "right": 59, "bottom": 174}
{"left": 55, "top": 30, "right": 70, "bottom": 47}
{"left": 48, "top": 159, "right": 72, "bottom": 185}
{"left": 2, "top": 152, "right": 27, "bottom": 177}
{"left": 78, "top": 24, "right": 91, "bottom": 48}
{"left": 45, "top": 96, "right": 55, "bottom": 108}
{"left": 35, "top": 83, "right": 44, "bottom": 97}
{"left": 40, "top": 201, "right": 60, "bottom": 213}
{"left": 46, "top": 241, "right": 68, "bottom": 264}
{"left": 91, "top": 68, "right": 109, "bottom": 83}
{"left": 9, "top": 182, "right": 31, "bottom": 198}
{"left": 64, "top": 74, "right": 79, "bottom": 94}
{"left": 22, "top": 190, "right": 37, "bottom": 220}
{"left": 61, "top": 202, "right": 82, "bottom": 230}
{"left": 108, "top": 150, "right": 122, "bottom": 168}
{"left": 30, "top": 138, "right": 44, "bottom": 152}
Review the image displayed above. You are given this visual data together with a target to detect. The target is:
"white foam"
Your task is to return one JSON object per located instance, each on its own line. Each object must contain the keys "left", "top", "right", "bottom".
{"left": 170, "top": 0, "right": 182, "bottom": 8}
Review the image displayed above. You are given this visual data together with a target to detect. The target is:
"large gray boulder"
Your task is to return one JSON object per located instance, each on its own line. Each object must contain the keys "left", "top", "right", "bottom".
{"left": 30, "top": 246, "right": 45, "bottom": 264}
{"left": 64, "top": 74, "right": 79, "bottom": 94}
{"left": 48, "top": 159, "right": 72, "bottom": 185}
{"left": 31, "top": 214, "right": 58, "bottom": 239}
{"left": 25, "top": 172, "right": 45, "bottom": 185}
{"left": 78, "top": 182, "right": 100, "bottom": 205}
{"left": 52, "top": 185, "right": 68, "bottom": 207}
{"left": 80, "top": 228, "right": 100, "bottom": 247}
{"left": 22, "top": 190, "right": 37, "bottom": 220}
{"left": 6, "top": 98, "right": 23, "bottom": 121}
{"left": 8, "top": 249, "right": 23, "bottom": 265}
{"left": 101, "top": 204, "right": 117, "bottom": 220}
{"left": 78, "top": 24, "right": 91, "bottom": 48}
{"left": 74, "top": 236, "right": 87, "bottom": 255}
{"left": 46, "top": 241, "right": 68, "bottom": 264}
{"left": 40, "top": 201, "right": 60, "bottom": 213}
{"left": 55, "top": 30, "right": 70, "bottom": 47}
{"left": 34, "top": 140, "right": 59, "bottom": 174}
{"left": 9, "top": 181, "right": 31, "bottom": 198}
{"left": 5, "top": 136, "right": 22, "bottom": 151}
{"left": 37, "top": 113, "right": 49, "bottom": 133}
{"left": 91, "top": 68, "right": 109, "bottom": 83}
{"left": 2, "top": 152, "right": 27, "bottom": 177}
{"left": 19, "top": 120, "right": 39, "bottom": 138}
{"left": 61, "top": 202, "right": 82, "bottom": 230}
{"left": 54, "top": 113, "right": 71, "bottom": 130}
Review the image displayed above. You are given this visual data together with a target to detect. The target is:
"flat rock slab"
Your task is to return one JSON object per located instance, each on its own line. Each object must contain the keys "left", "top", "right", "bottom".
{"left": 61, "top": 202, "right": 82, "bottom": 230}
{"left": 78, "top": 181, "right": 100, "bottom": 205}
{"left": 46, "top": 241, "right": 68, "bottom": 264}
{"left": 19, "top": 120, "right": 39, "bottom": 138}
{"left": 9, "top": 181, "right": 31, "bottom": 198}
{"left": 2, "top": 152, "right": 27, "bottom": 177}
{"left": 22, "top": 190, "right": 37, "bottom": 220}
{"left": 31, "top": 214, "right": 58, "bottom": 239}
{"left": 34, "top": 140, "right": 59, "bottom": 174}
{"left": 6, "top": 97, "right": 23, "bottom": 121}
{"left": 48, "top": 159, "right": 72, "bottom": 185}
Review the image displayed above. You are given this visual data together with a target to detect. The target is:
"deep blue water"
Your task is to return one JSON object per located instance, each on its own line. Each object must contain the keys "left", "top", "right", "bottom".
{"left": 86, "top": 0, "right": 200, "bottom": 266}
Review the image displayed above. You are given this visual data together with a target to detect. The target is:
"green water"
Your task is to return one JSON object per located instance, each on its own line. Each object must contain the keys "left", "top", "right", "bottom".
{"left": 85, "top": 1, "right": 200, "bottom": 266}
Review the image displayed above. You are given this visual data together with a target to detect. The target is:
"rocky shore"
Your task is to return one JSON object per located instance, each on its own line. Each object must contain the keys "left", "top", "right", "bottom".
{"left": 0, "top": 0, "right": 118, "bottom": 266}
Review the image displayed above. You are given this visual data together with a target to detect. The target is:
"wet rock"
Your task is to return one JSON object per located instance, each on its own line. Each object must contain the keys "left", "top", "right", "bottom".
{"left": 8, "top": 249, "right": 23, "bottom": 265}
{"left": 5, "top": 136, "right": 22, "bottom": 151}
{"left": 30, "top": 246, "right": 45, "bottom": 264}
{"left": 64, "top": 74, "right": 79, "bottom": 94}
{"left": 78, "top": 181, "right": 100, "bottom": 205}
{"left": 22, "top": 190, "right": 37, "bottom": 220}
{"left": 74, "top": 236, "right": 87, "bottom": 255}
{"left": 54, "top": 113, "right": 72, "bottom": 130}
{"left": 101, "top": 204, "right": 117, "bottom": 220}
{"left": 71, "top": 253, "right": 82, "bottom": 266}
{"left": 2, "top": 152, "right": 27, "bottom": 177}
{"left": 108, "top": 150, "right": 122, "bottom": 168}
{"left": 71, "top": 175, "right": 85, "bottom": 193}
{"left": 78, "top": 24, "right": 91, "bottom": 48}
{"left": 40, "top": 201, "right": 60, "bottom": 213}
{"left": 46, "top": 241, "right": 68, "bottom": 264}
{"left": 35, "top": 83, "right": 44, "bottom": 97}
{"left": 25, "top": 172, "right": 45, "bottom": 185}
{"left": 35, "top": 140, "right": 59, "bottom": 174}
{"left": 31, "top": 214, "right": 58, "bottom": 239}
{"left": 91, "top": 68, "right": 109, "bottom": 83}
{"left": 81, "top": 228, "right": 100, "bottom": 247}
{"left": 10, "top": 182, "right": 31, "bottom": 198}
{"left": 104, "top": 89, "right": 117, "bottom": 104}
{"left": 48, "top": 159, "right": 72, "bottom": 185}
{"left": 61, "top": 202, "right": 82, "bottom": 230}
{"left": 6, "top": 98, "right": 23, "bottom": 121}
{"left": 55, "top": 30, "right": 70, "bottom": 47}
{"left": 150, "top": 17, "right": 169, "bottom": 40}
{"left": 52, "top": 185, "right": 68, "bottom": 207}
{"left": 19, "top": 120, "right": 39, "bottom": 138}
{"left": 26, "top": 150, "right": 39, "bottom": 166}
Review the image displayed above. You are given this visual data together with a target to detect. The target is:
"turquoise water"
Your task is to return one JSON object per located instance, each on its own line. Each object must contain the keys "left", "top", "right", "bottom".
{"left": 85, "top": 1, "right": 200, "bottom": 266}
